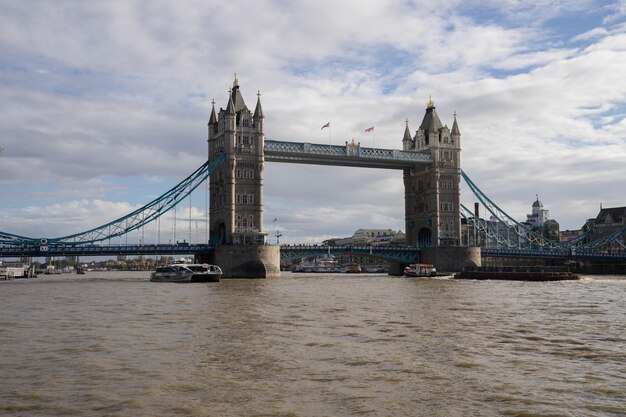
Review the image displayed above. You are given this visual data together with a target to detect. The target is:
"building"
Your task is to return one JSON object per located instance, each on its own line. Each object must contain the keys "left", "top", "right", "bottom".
{"left": 208, "top": 77, "right": 266, "bottom": 246}
{"left": 352, "top": 229, "right": 396, "bottom": 245}
{"left": 324, "top": 229, "right": 406, "bottom": 246}
{"left": 526, "top": 196, "right": 550, "bottom": 230}
{"left": 543, "top": 219, "right": 560, "bottom": 242}
{"left": 402, "top": 98, "right": 461, "bottom": 246}
{"left": 585, "top": 206, "right": 626, "bottom": 243}
{"left": 560, "top": 229, "right": 582, "bottom": 241}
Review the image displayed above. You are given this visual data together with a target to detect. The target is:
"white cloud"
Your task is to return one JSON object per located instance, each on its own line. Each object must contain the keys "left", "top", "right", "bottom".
{"left": 1, "top": 0, "right": 625, "bottom": 243}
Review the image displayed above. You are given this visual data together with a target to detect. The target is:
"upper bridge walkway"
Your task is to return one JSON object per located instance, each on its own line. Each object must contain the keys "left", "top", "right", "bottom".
{"left": 264, "top": 140, "right": 432, "bottom": 169}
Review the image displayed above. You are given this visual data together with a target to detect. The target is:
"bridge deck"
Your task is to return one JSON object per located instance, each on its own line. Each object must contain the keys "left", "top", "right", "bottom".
{"left": 264, "top": 140, "right": 432, "bottom": 169}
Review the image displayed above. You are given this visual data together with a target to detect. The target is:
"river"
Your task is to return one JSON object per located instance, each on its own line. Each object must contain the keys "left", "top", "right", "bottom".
{"left": 1, "top": 271, "right": 624, "bottom": 416}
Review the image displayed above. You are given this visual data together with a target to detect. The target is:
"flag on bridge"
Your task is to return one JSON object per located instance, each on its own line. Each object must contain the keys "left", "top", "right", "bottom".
{"left": 321, "top": 122, "right": 330, "bottom": 130}
{"left": 365, "top": 126, "right": 374, "bottom": 133}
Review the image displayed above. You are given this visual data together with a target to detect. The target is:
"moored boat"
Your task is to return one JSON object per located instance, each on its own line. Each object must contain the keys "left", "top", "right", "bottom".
{"left": 454, "top": 267, "right": 579, "bottom": 281}
{"left": 343, "top": 262, "right": 362, "bottom": 273}
{"left": 404, "top": 263, "right": 437, "bottom": 277}
{"left": 294, "top": 256, "right": 342, "bottom": 273}
{"left": 150, "top": 263, "right": 221, "bottom": 283}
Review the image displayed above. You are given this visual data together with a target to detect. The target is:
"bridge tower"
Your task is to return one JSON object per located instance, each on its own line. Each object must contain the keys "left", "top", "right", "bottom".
{"left": 403, "top": 97, "right": 462, "bottom": 247}
{"left": 208, "top": 77, "right": 266, "bottom": 245}
{"left": 205, "top": 77, "right": 279, "bottom": 278}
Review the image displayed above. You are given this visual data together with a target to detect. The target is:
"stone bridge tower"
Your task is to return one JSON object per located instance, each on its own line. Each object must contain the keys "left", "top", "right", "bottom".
{"left": 205, "top": 78, "right": 279, "bottom": 278}
{"left": 403, "top": 98, "right": 462, "bottom": 247}
{"left": 208, "top": 77, "right": 266, "bottom": 246}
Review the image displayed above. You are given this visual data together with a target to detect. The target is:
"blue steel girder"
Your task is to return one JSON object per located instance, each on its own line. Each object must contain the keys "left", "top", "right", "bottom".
{"left": 0, "top": 153, "right": 226, "bottom": 246}
{"left": 575, "top": 226, "right": 626, "bottom": 252}
{"left": 0, "top": 243, "right": 215, "bottom": 258}
{"left": 460, "top": 204, "right": 515, "bottom": 248}
{"left": 280, "top": 245, "right": 421, "bottom": 263}
{"left": 264, "top": 140, "right": 432, "bottom": 169}
{"left": 0, "top": 231, "right": 39, "bottom": 246}
{"left": 461, "top": 171, "right": 566, "bottom": 250}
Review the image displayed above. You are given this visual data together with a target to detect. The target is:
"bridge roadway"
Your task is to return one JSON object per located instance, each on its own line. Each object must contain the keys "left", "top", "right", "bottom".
{"left": 0, "top": 243, "right": 423, "bottom": 263}
{"left": 1, "top": 244, "right": 623, "bottom": 263}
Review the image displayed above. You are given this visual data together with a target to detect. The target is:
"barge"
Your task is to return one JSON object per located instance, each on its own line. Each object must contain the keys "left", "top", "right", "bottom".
{"left": 455, "top": 266, "right": 579, "bottom": 281}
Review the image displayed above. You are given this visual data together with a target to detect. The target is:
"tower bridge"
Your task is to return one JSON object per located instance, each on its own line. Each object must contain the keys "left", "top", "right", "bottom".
{"left": 203, "top": 79, "right": 475, "bottom": 276}
{"left": 1, "top": 78, "right": 624, "bottom": 275}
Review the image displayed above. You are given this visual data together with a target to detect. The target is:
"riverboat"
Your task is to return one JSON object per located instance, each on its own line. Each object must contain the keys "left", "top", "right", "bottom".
{"left": 150, "top": 263, "right": 222, "bottom": 283}
{"left": 294, "top": 256, "right": 342, "bottom": 273}
{"left": 343, "top": 262, "right": 362, "bottom": 273}
{"left": 362, "top": 264, "right": 389, "bottom": 273}
{"left": 454, "top": 267, "right": 579, "bottom": 281}
{"left": 404, "top": 263, "right": 437, "bottom": 277}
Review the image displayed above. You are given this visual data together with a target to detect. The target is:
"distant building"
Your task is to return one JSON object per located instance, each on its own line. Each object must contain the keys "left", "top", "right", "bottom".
{"left": 560, "top": 229, "right": 581, "bottom": 242}
{"left": 585, "top": 206, "right": 626, "bottom": 244}
{"left": 372, "top": 230, "right": 406, "bottom": 246}
{"left": 352, "top": 229, "right": 400, "bottom": 245}
{"left": 526, "top": 196, "right": 550, "bottom": 230}
{"left": 543, "top": 219, "right": 560, "bottom": 242}
{"left": 323, "top": 237, "right": 352, "bottom": 246}
{"left": 324, "top": 229, "right": 406, "bottom": 246}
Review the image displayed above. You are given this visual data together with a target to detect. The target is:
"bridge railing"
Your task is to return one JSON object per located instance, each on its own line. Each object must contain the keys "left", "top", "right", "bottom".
{"left": 264, "top": 140, "right": 432, "bottom": 167}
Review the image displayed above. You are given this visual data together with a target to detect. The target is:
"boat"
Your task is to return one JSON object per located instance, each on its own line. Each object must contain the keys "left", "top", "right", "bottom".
{"left": 454, "top": 266, "right": 579, "bottom": 281}
{"left": 362, "top": 264, "right": 389, "bottom": 273}
{"left": 294, "top": 256, "right": 342, "bottom": 273}
{"left": 343, "top": 262, "right": 362, "bottom": 273}
{"left": 404, "top": 263, "right": 437, "bottom": 277}
{"left": 150, "top": 263, "right": 222, "bottom": 283}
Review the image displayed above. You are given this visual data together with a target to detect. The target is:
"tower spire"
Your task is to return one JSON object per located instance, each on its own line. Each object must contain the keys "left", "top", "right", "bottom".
{"left": 427, "top": 95, "right": 435, "bottom": 109}
{"left": 451, "top": 111, "right": 460, "bottom": 135}
{"left": 253, "top": 90, "right": 264, "bottom": 118}
{"left": 209, "top": 99, "right": 218, "bottom": 125}
{"left": 225, "top": 92, "right": 235, "bottom": 114}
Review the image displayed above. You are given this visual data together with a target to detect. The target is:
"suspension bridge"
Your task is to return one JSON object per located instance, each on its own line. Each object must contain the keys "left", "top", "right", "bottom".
{"left": 1, "top": 82, "right": 624, "bottom": 274}
{"left": 1, "top": 139, "right": 623, "bottom": 262}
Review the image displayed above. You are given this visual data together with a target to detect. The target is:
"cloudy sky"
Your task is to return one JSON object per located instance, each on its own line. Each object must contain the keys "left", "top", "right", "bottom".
{"left": 1, "top": 0, "right": 625, "bottom": 245}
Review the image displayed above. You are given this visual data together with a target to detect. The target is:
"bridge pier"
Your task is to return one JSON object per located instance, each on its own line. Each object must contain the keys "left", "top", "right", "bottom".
{"left": 196, "top": 244, "right": 280, "bottom": 278}
{"left": 421, "top": 246, "right": 481, "bottom": 273}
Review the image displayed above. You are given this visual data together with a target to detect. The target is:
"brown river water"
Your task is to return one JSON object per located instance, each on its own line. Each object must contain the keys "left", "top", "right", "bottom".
{"left": 1, "top": 271, "right": 625, "bottom": 417}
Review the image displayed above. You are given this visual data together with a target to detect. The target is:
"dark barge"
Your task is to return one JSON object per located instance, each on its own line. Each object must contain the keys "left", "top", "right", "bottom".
{"left": 455, "top": 266, "right": 579, "bottom": 281}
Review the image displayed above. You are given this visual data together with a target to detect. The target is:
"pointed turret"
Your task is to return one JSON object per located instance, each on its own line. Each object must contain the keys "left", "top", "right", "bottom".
{"left": 208, "top": 99, "right": 218, "bottom": 125}
{"left": 230, "top": 74, "right": 248, "bottom": 114}
{"left": 225, "top": 93, "right": 235, "bottom": 115}
{"left": 253, "top": 90, "right": 264, "bottom": 119}
{"left": 451, "top": 111, "right": 460, "bottom": 136}
{"left": 419, "top": 96, "right": 444, "bottom": 139}
{"left": 402, "top": 118, "right": 413, "bottom": 150}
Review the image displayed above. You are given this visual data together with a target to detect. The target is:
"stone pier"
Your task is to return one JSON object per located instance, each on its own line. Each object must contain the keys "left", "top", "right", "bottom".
{"left": 197, "top": 244, "right": 280, "bottom": 278}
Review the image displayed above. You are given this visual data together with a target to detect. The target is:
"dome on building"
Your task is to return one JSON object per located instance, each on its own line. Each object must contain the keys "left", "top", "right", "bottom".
{"left": 532, "top": 197, "right": 543, "bottom": 208}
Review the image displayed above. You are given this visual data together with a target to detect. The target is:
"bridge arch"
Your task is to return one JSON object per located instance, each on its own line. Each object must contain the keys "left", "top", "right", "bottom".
{"left": 418, "top": 227, "right": 432, "bottom": 245}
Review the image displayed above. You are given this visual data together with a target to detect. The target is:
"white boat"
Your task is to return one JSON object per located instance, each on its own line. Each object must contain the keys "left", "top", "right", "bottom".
{"left": 404, "top": 263, "right": 437, "bottom": 277}
{"left": 294, "top": 255, "right": 342, "bottom": 273}
{"left": 150, "top": 263, "right": 222, "bottom": 282}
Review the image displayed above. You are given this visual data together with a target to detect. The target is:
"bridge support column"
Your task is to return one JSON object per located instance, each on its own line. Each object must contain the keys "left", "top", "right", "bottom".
{"left": 388, "top": 261, "right": 407, "bottom": 276}
{"left": 197, "top": 244, "right": 280, "bottom": 278}
{"left": 421, "top": 246, "right": 481, "bottom": 273}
